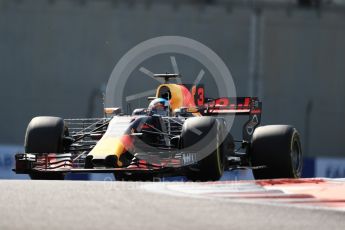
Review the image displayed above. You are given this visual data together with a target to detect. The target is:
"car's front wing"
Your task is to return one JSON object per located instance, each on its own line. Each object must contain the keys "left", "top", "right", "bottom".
{"left": 13, "top": 151, "right": 199, "bottom": 177}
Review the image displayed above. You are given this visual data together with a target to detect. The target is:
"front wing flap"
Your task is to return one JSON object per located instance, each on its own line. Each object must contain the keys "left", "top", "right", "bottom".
{"left": 14, "top": 151, "right": 199, "bottom": 176}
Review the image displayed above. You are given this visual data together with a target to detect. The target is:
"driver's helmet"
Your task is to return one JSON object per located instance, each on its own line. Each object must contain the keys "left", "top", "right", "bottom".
{"left": 148, "top": 98, "right": 170, "bottom": 116}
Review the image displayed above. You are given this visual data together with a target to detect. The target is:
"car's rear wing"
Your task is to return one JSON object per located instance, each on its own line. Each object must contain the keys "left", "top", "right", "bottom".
{"left": 201, "top": 97, "right": 261, "bottom": 115}
{"left": 200, "top": 97, "right": 262, "bottom": 142}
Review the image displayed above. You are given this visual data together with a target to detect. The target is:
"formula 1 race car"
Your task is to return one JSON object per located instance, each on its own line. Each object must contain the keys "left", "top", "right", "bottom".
{"left": 14, "top": 74, "right": 303, "bottom": 181}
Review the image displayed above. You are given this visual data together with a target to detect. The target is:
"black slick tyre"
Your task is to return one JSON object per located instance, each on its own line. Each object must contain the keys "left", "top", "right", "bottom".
{"left": 25, "top": 116, "right": 66, "bottom": 180}
{"left": 250, "top": 125, "right": 303, "bottom": 179}
{"left": 181, "top": 117, "right": 225, "bottom": 181}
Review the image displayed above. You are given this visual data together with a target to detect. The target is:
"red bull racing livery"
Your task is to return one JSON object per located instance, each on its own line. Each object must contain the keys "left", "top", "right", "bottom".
{"left": 14, "top": 74, "right": 302, "bottom": 181}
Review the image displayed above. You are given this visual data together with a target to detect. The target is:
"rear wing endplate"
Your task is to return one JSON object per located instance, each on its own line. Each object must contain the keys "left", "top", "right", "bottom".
{"left": 200, "top": 97, "right": 262, "bottom": 142}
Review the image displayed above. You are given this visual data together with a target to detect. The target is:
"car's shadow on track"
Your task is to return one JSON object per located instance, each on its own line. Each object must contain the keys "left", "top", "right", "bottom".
{"left": 67, "top": 170, "right": 254, "bottom": 182}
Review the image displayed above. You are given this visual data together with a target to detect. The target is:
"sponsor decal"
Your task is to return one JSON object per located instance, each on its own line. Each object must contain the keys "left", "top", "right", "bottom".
{"left": 182, "top": 152, "right": 197, "bottom": 165}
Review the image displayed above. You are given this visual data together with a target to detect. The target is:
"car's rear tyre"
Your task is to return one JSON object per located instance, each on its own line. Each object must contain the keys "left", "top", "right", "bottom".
{"left": 181, "top": 117, "right": 225, "bottom": 181}
{"left": 250, "top": 125, "right": 302, "bottom": 179}
{"left": 25, "top": 116, "right": 66, "bottom": 180}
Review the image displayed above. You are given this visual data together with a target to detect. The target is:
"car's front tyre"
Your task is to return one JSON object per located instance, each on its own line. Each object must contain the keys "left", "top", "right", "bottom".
{"left": 25, "top": 116, "right": 67, "bottom": 180}
{"left": 181, "top": 117, "right": 226, "bottom": 181}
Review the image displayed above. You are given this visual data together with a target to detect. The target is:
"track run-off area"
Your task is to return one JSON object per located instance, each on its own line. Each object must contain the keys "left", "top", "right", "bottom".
{"left": 0, "top": 178, "right": 344, "bottom": 230}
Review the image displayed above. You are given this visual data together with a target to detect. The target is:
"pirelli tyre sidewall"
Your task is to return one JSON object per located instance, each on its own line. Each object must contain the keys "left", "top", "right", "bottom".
{"left": 250, "top": 125, "right": 303, "bottom": 179}
{"left": 25, "top": 116, "right": 66, "bottom": 180}
{"left": 181, "top": 117, "right": 226, "bottom": 181}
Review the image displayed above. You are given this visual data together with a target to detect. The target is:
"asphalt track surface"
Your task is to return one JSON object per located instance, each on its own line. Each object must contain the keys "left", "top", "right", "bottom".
{"left": 0, "top": 180, "right": 344, "bottom": 230}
